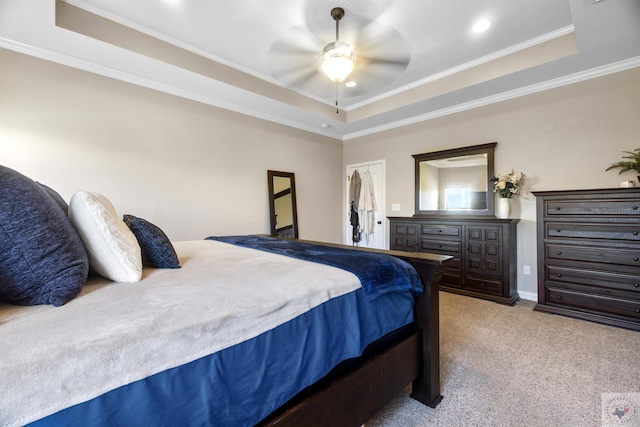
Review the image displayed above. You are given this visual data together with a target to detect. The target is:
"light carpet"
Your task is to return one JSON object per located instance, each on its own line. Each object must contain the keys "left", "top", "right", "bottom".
{"left": 367, "top": 291, "right": 640, "bottom": 426}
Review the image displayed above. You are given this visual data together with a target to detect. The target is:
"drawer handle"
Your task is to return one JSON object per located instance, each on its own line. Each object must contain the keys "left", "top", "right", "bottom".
{"left": 557, "top": 296, "right": 563, "bottom": 300}
{"left": 556, "top": 229, "right": 561, "bottom": 232}
{"left": 480, "top": 283, "right": 485, "bottom": 287}
{"left": 438, "top": 245, "right": 442, "bottom": 248}
{"left": 635, "top": 283, "right": 639, "bottom": 288}
{"left": 556, "top": 251, "right": 562, "bottom": 255}
{"left": 636, "top": 309, "right": 640, "bottom": 314}
{"left": 556, "top": 273, "right": 562, "bottom": 277}
{"left": 438, "top": 229, "right": 442, "bottom": 233}
{"left": 634, "top": 257, "right": 639, "bottom": 262}
{"left": 633, "top": 206, "right": 638, "bottom": 210}
{"left": 634, "top": 231, "right": 639, "bottom": 236}
{"left": 555, "top": 206, "right": 561, "bottom": 210}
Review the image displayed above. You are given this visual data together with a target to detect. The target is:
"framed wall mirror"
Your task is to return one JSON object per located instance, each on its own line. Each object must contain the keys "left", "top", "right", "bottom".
{"left": 414, "top": 142, "right": 496, "bottom": 216}
{"left": 268, "top": 170, "right": 299, "bottom": 238}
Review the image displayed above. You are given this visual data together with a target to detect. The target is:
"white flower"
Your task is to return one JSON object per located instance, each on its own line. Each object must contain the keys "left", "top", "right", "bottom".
{"left": 491, "top": 170, "right": 525, "bottom": 198}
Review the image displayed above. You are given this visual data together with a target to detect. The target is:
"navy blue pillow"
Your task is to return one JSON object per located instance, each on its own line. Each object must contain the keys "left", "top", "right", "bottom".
{"left": 123, "top": 214, "right": 180, "bottom": 269}
{"left": 37, "top": 182, "right": 69, "bottom": 215}
{"left": 0, "top": 165, "right": 89, "bottom": 306}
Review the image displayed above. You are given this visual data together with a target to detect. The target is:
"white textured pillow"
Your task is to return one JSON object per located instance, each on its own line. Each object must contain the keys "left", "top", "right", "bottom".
{"left": 69, "top": 191, "right": 142, "bottom": 282}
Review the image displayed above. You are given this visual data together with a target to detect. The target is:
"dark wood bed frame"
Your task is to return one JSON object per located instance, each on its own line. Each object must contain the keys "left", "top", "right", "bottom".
{"left": 261, "top": 241, "right": 452, "bottom": 427}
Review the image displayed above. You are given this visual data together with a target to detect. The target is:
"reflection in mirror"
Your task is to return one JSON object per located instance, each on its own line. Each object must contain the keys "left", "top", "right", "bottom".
{"left": 268, "top": 170, "right": 299, "bottom": 238}
{"left": 414, "top": 143, "right": 496, "bottom": 216}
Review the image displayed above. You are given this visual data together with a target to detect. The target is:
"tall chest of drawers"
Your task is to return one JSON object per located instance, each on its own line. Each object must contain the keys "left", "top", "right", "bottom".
{"left": 389, "top": 217, "right": 519, "bottom": 305}
{"left": 533, "top": 188, "right": 640, "bottom": 331}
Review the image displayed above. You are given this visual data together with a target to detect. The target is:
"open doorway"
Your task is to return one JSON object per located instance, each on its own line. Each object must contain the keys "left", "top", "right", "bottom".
{"left": 345, "top": 160, "right": 386, "bottom": 249}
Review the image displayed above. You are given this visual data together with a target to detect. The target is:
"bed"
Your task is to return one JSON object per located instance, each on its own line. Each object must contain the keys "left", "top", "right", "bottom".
{"left": 0, "top": 165, "right": 451, "bottom": 427}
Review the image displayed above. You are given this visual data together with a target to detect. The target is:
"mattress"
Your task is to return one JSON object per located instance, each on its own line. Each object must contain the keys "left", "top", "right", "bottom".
{"left": 0, "top": 240, "right": 417, "bottom": 426}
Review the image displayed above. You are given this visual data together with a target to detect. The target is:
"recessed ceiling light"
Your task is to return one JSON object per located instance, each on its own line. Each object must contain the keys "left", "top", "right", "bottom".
{"left": 321, "top": 123, "right": 330, "bottom": 128}
{"left": 345, "top": 81, "right": 357, "bottom": 88}
{"left": 472, "top": 20, "right": 491, "bottom": 33}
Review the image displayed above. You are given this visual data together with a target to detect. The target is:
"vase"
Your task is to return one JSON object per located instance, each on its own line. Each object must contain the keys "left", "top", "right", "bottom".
{"left": 498, "top": 197, "right": 510, "bottom": 219}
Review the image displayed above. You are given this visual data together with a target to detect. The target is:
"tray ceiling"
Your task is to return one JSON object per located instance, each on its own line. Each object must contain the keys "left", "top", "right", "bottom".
{"left": 1, "top": 0, "right": 639, "bottom": 140}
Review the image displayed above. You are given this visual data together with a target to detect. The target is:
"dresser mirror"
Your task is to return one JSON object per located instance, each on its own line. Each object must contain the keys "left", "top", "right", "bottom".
{"left": 268, "top": 170, "right": 299, "bottom": 238}
{"left": 413, "top": 142, "right": 496, "bottom": 216}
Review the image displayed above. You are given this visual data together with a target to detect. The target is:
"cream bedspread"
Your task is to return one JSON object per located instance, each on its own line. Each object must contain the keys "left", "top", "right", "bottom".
{"left": 0, "top": 240, "right": 360, "bottom": 427}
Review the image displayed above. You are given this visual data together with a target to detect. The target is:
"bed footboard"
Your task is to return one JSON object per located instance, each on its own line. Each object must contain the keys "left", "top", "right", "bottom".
{"left": 263, "top": 330, "right": 423, "bottom": 427}
{"left": 404, "top": 257, "right": 445, "bottom": 408}
{"left": 262, "top": 238, "right": 450, "bottom": 426}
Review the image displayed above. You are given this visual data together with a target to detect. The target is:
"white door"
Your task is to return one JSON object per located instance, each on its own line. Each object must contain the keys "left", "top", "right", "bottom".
{"left": 345, "top": 160, "right": 386, "bottom": 249}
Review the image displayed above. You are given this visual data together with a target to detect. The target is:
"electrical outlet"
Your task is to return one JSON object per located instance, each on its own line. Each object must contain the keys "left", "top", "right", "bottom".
{"left": 523, "top": 265, "right": 531, "bottom": 275}
{"left": 391, "top": 204, "right": 401, "bottom": 211}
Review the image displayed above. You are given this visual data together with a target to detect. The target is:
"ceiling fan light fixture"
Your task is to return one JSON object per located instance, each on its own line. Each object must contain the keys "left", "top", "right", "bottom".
{"left": 321, "top": 41, "right": 356, "bottom": 83}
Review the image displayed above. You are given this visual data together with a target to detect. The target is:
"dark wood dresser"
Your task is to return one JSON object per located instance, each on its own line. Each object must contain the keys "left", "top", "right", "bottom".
{"left": 533, "top": 188, "right": 640, "bottom": 331}
{"left": 389, "top": 217, "right": 520, "bottom": 305}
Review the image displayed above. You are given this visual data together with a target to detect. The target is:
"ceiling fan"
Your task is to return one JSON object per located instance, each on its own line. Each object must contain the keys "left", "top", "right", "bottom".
{"left": 267, "top": 5, "right": 411, "bottom": 108}
{"left": 320, "top": 7, "right": 357, "bottom": 83}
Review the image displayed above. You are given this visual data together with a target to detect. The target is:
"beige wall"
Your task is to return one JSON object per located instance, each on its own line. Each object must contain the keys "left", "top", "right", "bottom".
{"left": 344, "top": 67, "right": 640, "bottom": 299}
{"left": 0, "top": 49, "right": 344, "bottom": 243}
{"left": 2, "top": 46, "right": 639, "bottom": 299}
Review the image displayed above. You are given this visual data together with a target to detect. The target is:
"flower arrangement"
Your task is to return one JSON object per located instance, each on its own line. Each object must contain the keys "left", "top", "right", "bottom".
{"left": 491, "top": 170, "right": 525, "bottom": 198}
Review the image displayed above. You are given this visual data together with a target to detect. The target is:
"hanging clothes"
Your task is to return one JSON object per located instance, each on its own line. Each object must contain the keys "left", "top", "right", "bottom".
{"left": 349, "top": 201, "right": 360, "bottom": 243}
{"left": 349, "top": 170, "right": 361, "bottom": 210}
{"left": 358, "top": 170, "right": 378, "bottom": 243}
{"left": 348, "top": 170, "right": 362, "bottom": 244}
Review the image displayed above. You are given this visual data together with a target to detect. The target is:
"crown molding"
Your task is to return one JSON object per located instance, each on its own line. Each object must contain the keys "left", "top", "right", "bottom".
{"left": 2, "top": 37, "right": 639, "bottom": 142}
{"left": 343, "top": 56, "right": 640, "bottom": 141}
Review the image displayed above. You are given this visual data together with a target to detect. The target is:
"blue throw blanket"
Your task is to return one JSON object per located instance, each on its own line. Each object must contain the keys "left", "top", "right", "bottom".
{"left": 206, "top": 235, "right": 423, "bottom": 299}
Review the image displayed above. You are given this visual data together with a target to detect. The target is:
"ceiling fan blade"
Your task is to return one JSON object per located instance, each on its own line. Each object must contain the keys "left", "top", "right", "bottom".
{"left": 358, "top": 55, "right": 410, "bottom": 69}
{"left": 350, "top": 64, "right": 400, "bottom": 84}
{"left": 274, "top": 61, "right": 318, "bottom": 82}
{"left": 270, "top": 39, "right": 317, "bottom": 56}
{"left": 269, "top": 26, "right": 323, "bottom": 55}
{"left": 289, "top": 68, "right": 321, "bottom": 88}
{"left": 351, "top": 20, "right": 410, "bottom": 63}
{"left": 341, "top": 59, "right": 408, "bottom": 97}
{"left": 268, "top": 25, "right": 325, "bottom": 85}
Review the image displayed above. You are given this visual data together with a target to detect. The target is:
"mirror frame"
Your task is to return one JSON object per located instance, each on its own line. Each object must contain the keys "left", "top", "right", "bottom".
{"left": 268, "top": 170, "right": 299, "bottom": 238}
{"left": 413, "top": 142, "right": 497, "bottom": 216}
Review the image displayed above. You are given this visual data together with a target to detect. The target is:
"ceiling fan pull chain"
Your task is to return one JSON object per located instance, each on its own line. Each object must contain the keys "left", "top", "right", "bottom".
{"left": 336, "top": 84, "right": 339, "bottom": 114}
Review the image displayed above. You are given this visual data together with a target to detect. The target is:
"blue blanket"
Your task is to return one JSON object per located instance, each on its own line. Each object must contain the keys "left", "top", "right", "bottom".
{"left": 206, "top": 235, "right": 422, "bottom": 299}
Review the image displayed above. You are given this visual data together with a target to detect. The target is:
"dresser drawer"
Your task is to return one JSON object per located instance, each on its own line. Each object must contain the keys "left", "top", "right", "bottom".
{"left": 444, "top": 257, "right": 461, "bottom": 270}
{"left": 466, "top": 276, "right": 502, "bottom": 295}
{"left": 392, "top": 237, "right": 419, "bottom": 252}
{"left": 546, "top": 200, "right": 640, "bottom": 216}
{"left": 547, "top": 244, "right": 640, "bottom": 267}
{"left": 546, "top": 287, "right": 640, "bottom": 320}
{"left": 393, "top": 223, "right": 419, "bottom": 237}
{"left": 420, "top": 239, "right": 461, "bottom": 254}
{"left": 546, "top": 265, "right": 640, "bottom": 293}
{"left": 420, "top": 224, "right": 461, "bottom": 238}
{"left": 546, "top": 222, "right": 640, "bottom": 241}
{"left": 441, "top": 272, "right": 462, "bottom": 288}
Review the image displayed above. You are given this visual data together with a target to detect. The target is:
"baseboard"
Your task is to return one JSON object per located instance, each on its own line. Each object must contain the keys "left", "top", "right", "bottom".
{"left": 518, "top": 290, "right": 537, "bottom": 302}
